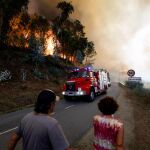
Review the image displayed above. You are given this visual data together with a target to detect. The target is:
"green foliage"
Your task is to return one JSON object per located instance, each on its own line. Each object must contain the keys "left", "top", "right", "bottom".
{"left": 33, "top": 69, "right": 44, "bottom": 79}
{"left": 133, "top": 85, "right": 150, "bottom": 97}
{"left": 53, "top": 1, "right": 96, "bottom": 64}
{"left": 49, "top": 66, "right": 60, "bottom": 77}
{"left": 56, "top": 1, "right": 74, "bottom": 26}
{"left": 24, "top": 50, "right": 45, "bottom": 66}
{"left": 28, "top": 15, "right": 50, "bottom": 52}
{"left": 125, "top": 81, "right": 150, "bottom": 105}
{"left": 125, "top": 80, "right": 150, "bottom": 100}
{"left": 53, "top": 17, "right": 96, "bottom": 64}
{"left": 125, "top": 81, "right": 143, "bottom": 89}
{"left": 23, "top": 37, "right": 46, "bottom": 69}
{"left": 46, "top": 54, "right": 73, "bottom": 68}
{"left": 75, "top": 50, "right": 84, "bottom": 63}
{"left": 28, "top": 35, "right": 37, "bottom": 51}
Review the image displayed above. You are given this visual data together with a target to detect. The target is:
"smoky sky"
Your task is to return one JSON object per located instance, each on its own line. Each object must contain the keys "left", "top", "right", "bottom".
{"left": 28, "top": 0, "right": 150, "bottom": 82}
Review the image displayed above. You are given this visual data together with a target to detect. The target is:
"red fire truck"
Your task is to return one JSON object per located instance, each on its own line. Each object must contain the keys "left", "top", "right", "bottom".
{"left": 62, "top": 67, "right": 109, "bottom": 101}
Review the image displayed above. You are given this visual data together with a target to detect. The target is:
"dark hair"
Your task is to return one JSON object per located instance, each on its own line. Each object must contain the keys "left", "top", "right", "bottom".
{"left": 34, "top": 90, "right": 56, "bottom": 114}
{"left": 98, "top": 96, "right": 119, "bottom": 115}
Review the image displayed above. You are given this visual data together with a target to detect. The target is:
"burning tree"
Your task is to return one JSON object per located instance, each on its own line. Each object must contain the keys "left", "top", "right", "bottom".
{"left": 7, "top": 8, "right": 30, "bottom": 48}
{"left": 52, "top": 1, "right": 96, "bottom": 64}
{"left": 2, "top": 0, "right": 96, "bottom": 65}
{"left": 7, "top": 8, "right": 50, "bottom": 52}
{"left": 28, "top": 14, "right": 50, "bottom": 51}
{"left": 0, "top": 0, "right": 29, "bottom": 44}
{"left": 7, "top": 8, "right": 55, "bottom": 71}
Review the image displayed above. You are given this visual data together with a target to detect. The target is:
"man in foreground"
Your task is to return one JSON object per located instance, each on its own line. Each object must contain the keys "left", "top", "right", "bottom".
{"left": 8, "top": 89, "right": 72, "bottom": 150}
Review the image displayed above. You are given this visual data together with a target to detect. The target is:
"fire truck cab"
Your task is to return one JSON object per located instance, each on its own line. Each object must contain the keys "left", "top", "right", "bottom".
{"left": 62, "top": 68, "right": 109, "bottom": 101}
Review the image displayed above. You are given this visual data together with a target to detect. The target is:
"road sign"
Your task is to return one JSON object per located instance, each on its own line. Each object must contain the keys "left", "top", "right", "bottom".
{"left": 127, "top": 69, "right": 135, "bottom": 77}
{"left": 128, "top": 77, "right": 142, "bottom": 83}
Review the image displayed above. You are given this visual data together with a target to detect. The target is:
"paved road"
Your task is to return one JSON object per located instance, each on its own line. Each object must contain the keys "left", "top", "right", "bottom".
{"left": 0, "top": 82, "right": 120, "bottom": 150}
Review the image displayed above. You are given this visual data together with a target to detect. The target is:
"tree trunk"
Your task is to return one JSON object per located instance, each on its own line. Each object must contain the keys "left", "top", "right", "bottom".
{"left": 0, "top": 7, "right": 3, "bottom": 42}
{"left": 73, "top": 51, "right": 77, "bottom": 63}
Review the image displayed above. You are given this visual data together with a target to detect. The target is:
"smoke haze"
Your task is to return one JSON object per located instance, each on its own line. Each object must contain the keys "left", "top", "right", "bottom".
{"left": 28, "top": 0, "right": 150, "bottom": 82}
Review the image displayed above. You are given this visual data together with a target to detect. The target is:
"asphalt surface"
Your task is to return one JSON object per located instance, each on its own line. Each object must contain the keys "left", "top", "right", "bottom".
{"left": 0, "top": 82, "right": 120, "bottom": 150}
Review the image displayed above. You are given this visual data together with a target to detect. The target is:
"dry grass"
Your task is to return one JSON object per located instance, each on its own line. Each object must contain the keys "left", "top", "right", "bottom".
{"left": 0, "top": 79, "right": 64, "bottom": 114}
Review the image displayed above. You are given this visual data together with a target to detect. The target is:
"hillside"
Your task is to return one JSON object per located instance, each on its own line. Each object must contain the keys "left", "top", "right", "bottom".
{"left": 0, "top": 46, "right": 74, "bottom": 114}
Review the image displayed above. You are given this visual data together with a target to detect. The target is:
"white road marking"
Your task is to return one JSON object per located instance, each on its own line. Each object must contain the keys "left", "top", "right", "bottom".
{"left": 0, "top": 112, "right": 56, "bottom": 136}
{"left": 0, "top": 105, "right": 75, "bottom": 136}
{"left": 65, "top": 105, "right": 75, "bottom": 110}
{"left": 0, "top": 126, "right": 18, "bottom": 136}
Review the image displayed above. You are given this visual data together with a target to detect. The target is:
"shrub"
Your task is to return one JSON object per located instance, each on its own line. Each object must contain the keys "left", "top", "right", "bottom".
{"left": 125, "top": 81, "right": 143, "bottom": 89}
{"left": 49, "top": 66, "right": 61, "bottom": 77}
{"left": 33, "top": 70, "right": 44, "bottom": 79}
{"left": 133, "top": 86, "right": 150, "bottom": 97}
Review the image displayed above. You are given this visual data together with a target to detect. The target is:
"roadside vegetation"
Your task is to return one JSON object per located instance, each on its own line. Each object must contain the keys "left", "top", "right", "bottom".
{"left": 124, "top": 82, "right": 150, "bottom": 149}
{"left": 125, "top": 81, "right": 150, "bottom": 108}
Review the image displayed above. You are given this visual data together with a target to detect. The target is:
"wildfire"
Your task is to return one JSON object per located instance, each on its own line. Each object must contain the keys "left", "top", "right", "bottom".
{"left": 45, "top": 36, "right": 55, "bottom": 55}
{"left": 45, "top": 30, "right": 55, "bottom": 56}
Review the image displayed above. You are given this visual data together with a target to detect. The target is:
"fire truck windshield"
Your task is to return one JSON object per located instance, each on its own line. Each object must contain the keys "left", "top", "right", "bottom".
{"left": 68, "top": 71, "right": 89, "bottom": 79}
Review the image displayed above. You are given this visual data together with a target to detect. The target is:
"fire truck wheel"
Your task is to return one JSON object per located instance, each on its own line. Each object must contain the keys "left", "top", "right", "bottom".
{"left": 88, "top": 89, "right": 95, "bottom": 102}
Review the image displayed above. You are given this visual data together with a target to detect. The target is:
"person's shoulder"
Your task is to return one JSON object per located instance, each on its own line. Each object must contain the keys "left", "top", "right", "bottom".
{"left": 93, "top": 115, "right": 101, "bottom": 121}
{"left": 114, "top": 117, "right": 124, "bottom": 128}
{"left": 115, "top": 117, "right": 123, "bottom": 124}
{"left": 22, "top": 112, "right": 34, "bottom": 120}
{"left": 45, "top": 116, "right": 61, "bottom": 131}
{"left": 46, "top": 116, "right": 58, "bottom": 126}
{"left": 19, "top": 112, "right": 34, "bottom": 125}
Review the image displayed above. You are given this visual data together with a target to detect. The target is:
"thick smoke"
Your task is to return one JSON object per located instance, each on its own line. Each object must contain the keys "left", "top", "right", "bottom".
{"left": 28, "top": 0, "right": 150, "bottom": 82}
{"left": 28, "top": 0, "right": 60, "bottom": 18}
